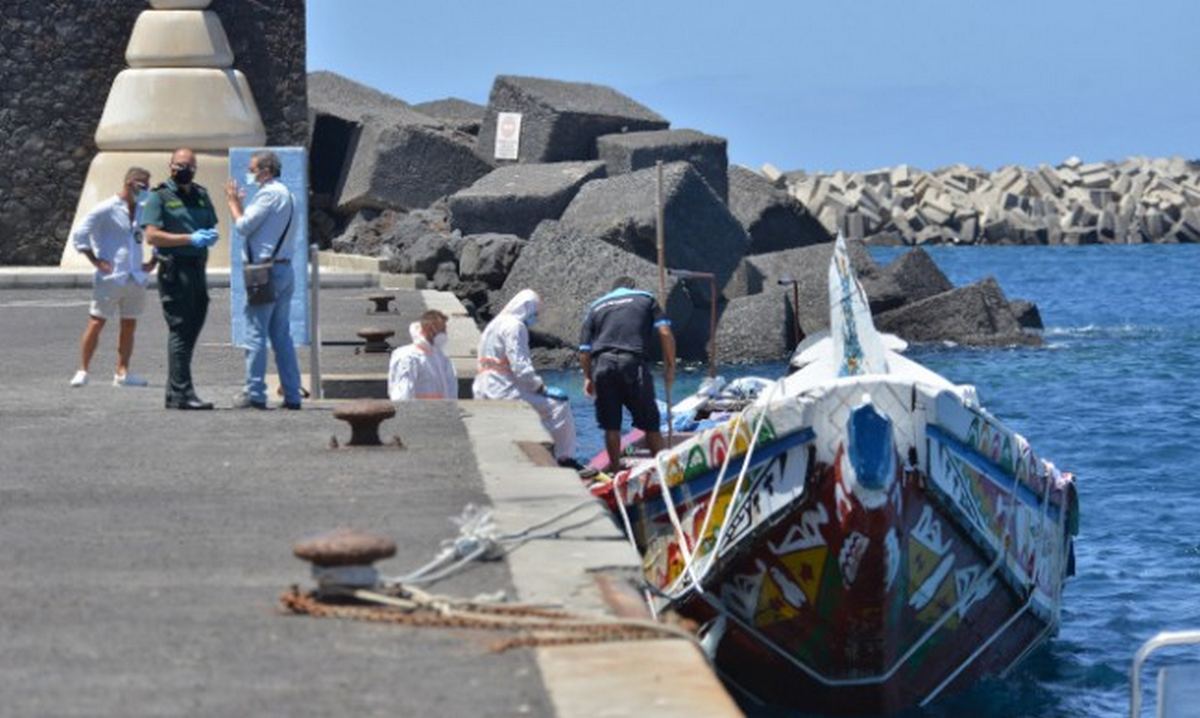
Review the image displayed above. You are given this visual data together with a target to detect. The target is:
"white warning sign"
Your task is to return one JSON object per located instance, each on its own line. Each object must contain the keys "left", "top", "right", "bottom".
{"left": 493, "top": 112, "right": 522, "bottom": 160}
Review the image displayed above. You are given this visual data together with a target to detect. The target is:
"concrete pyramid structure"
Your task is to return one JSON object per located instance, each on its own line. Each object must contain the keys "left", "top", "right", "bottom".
{"left": 61, "top": 0, "right": 267, "bottom": 269}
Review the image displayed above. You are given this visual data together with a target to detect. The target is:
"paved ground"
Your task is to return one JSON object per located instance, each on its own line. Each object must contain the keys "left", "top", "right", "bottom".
{"left": 0, "top": 285, "right": 740, "bottom": 717}
{"left": 0, "top": 288, "right": 552, "bottom": 716}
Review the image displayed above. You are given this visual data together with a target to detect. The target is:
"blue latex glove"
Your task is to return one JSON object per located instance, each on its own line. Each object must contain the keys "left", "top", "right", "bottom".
{"left": 544, "top": 386, "right": 568, "bottom": 402}
{"left": 188, "top": 229, "right": 218, "bottom": 248}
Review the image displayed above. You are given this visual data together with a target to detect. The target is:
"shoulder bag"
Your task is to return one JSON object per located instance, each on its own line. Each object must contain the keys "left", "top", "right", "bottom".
{"left": 244, "top": 193, "right": 294, "bottom": 306}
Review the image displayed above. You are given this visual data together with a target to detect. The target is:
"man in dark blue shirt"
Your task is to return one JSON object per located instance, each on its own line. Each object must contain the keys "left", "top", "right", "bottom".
{"left": 579, "top": 277, "right": 676, "bottom": 472}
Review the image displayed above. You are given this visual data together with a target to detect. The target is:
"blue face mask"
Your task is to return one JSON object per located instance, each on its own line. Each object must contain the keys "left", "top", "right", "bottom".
{"left": 135, "top": 189, "right": 149, "bottom": 205}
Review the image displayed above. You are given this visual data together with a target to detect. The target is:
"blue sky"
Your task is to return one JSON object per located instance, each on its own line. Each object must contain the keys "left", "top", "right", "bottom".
{"left": 306, "top": 0, "right": 1199, "bottom": 173}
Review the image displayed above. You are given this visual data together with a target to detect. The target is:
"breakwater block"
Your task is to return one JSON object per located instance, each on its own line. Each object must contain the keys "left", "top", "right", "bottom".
{"left": 715, "top": 289, "right": 800, "bottom": 364}
{"left": 876, "top": 277, "right": 1040, "bottom": 346}
{"left": 413, "top": 97, "right": 486, "bottom": 135}
{"left": 336, "top": 119, "right": 494, "bottom": 213}
{"left": 728, "top": 165, "right": 832, "bottom": 254}
{"left": 597, "top": 129, "right": 729, "bottom": 203}
{"left": 476, "top": 75, "right": 668, "bottom": 163}
{"left": 458, "top": 233, "right": 527, "bottom": 287}
{"left": 497, "top": 220, "right": 705, "bottom": 360}
{"left": 558, "top": 161, "right": 748, "bottom": 304}
{"left": 448, "top": 161, "right": 606, "bottom": 238}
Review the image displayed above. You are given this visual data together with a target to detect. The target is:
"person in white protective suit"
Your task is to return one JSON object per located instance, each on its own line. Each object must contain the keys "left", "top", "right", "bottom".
{"left": 472, "top": 289, "right": 579, "bottom": 465}
{"left": 388, "top": 310, "right": 458, "bottom": 401}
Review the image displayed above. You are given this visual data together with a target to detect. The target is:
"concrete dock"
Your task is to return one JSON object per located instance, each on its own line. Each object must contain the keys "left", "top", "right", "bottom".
{"left": 0, "top": 279, "right": 739, "bottom": 716}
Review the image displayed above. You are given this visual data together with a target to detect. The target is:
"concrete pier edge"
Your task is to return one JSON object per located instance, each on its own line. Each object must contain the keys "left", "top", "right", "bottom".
{"left": 459, "top": 400, "right": 741, "bottom": 717}
{"left": 436, "top": 280, "right": 738, "bottom": 716}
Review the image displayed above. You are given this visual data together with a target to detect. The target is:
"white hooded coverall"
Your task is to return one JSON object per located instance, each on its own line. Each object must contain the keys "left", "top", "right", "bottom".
{"left": 388, "top": 322, "right": 458, "bottom": 401}
{"left": 472, "top": 289, "right": 577, "bottom": 461}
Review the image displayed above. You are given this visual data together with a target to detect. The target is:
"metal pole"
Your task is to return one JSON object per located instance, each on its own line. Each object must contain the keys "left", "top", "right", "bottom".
{"left": 310, "top": 243, "right": 323, "bottom": 400}
{"left": 655, "top": 160, "right": 666, "bottom": 305}
{"left": 708, "top": 276, "right": 717, "bottom": 378}
{"left": 792, "top": 283, "right": 802, "bottom": 344}
{"left": 655, "top": 161, "right": 671, "bottom": 446}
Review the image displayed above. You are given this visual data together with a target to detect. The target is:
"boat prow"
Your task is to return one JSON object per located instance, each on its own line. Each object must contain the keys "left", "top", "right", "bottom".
{"left": 587, "top": 236, "right": 1079, "bottom": 714}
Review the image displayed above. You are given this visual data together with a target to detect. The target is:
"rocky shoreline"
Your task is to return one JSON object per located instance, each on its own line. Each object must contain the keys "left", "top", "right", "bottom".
{"left": 308, "top": 72, "right": 1049, "bottom": 366}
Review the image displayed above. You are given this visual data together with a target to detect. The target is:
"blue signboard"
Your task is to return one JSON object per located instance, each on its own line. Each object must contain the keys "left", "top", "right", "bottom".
{"left": 228, "top": 147, "right": 310, "bottom": 347}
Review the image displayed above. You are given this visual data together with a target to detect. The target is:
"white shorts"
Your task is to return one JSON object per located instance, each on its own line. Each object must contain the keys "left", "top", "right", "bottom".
{"left": 90, "top": 279, "right": 146, "bottom": 320}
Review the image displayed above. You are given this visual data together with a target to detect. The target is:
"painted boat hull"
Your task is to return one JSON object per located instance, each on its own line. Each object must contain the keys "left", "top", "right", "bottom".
{"left": 600, "top": 377, "right": 1076, "bottom": 714}
{"left": 587, "top": 238, "right": 1076, "bottom": 713}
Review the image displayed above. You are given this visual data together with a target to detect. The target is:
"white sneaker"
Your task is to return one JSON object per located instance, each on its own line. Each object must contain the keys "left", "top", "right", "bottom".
{"left": 70, "top": 370, "right": 89, "bottom": 387}
{"left": 113, "top": 372, "right": 149, "bottom": 387}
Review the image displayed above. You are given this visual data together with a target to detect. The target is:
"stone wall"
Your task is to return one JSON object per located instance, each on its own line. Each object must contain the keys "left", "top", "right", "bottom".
{"left": 0, "top": 0, "right": 307, "bottom": 265}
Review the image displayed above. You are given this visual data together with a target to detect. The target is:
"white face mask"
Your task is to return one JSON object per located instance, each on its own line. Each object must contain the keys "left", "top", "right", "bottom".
{"left": 524, "top": 310, "right": 538, "bottom": 327}
{"left": 433, "top": 332, "right": 449, "bottom": 349}
{"left": 244, "top": 172, "right": 259, "bottom": 187}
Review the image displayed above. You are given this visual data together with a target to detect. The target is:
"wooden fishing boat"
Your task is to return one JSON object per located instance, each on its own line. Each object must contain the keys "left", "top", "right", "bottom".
{"left": 585, "top": 237, "right": 1079, "bottom": 714}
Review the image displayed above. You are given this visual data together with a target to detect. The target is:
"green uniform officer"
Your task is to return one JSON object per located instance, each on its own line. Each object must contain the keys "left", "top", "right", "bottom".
{"left": 142, "top": 148, "right": 221, "bottom": 410}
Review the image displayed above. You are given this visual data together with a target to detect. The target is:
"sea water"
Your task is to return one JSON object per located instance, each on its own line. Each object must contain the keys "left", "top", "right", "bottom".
{"left": 542, "top": 244, "right": 1200, "bottom": 717}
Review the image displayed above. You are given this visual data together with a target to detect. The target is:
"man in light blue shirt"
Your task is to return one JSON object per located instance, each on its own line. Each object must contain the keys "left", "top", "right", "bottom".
{"left": 225, "top": 150, "right": 302, "bottom": 409}
{"left": 69, "top": 166, "right": 156, "bottom": 388}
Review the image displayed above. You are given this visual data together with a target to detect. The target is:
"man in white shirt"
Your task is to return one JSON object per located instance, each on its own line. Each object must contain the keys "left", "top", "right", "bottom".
{"left": 389, "top": 310, "right": 458, "bottom": 401}
{"left": 225, "top": 150, "right": 302, "bottom": 409}
{"left": 70, "top": 167, "right": 156, "bottom": 388}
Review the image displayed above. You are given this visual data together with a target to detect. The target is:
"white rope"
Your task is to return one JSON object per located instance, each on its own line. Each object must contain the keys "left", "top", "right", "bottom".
{"left": 667, "top": 378, "right": 784, "bottom": 598}
{"left": 678, "top": 410, "right": 747, "bottom": 590}
{"left": 387, "top": 502, "right": 609, "bottom": 587}
{"left": 610, "top": 470, "right": 661, "bottom": 620}
{"left": 498, "top": 499, "right": 596, "bottom": 542}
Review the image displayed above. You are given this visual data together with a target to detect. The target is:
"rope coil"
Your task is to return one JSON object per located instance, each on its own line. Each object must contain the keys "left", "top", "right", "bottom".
{"left": 280, "top": 585, "right": 699, "bottom": 652}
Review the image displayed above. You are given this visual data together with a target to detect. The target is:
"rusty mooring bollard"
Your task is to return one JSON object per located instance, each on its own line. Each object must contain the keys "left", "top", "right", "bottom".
{"left": 332, "top": 399, "right": 396, "bottom": 446}
{"left": 293, "top": 528, "right": 397, "bottom": 589}
{"left": 356, "top": 327, "right": 395, "bottom": 353}
{"left": 367, "top": 293, "right": 395, "bottom": 313}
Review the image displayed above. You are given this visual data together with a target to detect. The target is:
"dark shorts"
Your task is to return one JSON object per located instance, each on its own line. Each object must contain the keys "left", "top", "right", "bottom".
{"left": 593, "top": 351, "right": 660, "bottom": 432}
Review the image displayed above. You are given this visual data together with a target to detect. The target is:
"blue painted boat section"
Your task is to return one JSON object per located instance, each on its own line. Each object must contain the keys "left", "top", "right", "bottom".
{"left": 847, "top": 402, "right": 894, "bottom": 491}
{"left": 927, "top": 424, "right": 1059, "bottom": 521}
{"left": 634, "top": 427, "right": 816, "bottom": 522}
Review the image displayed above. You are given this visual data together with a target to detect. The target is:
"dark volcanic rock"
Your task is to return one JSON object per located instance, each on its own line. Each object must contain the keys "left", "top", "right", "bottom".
{"left": 722, "top": 258, "right": 765, "bottom": 300}
{"left": 448, "top": 161, "right": 606, "bottom": 238}
{"left": 876, "top": 277, "right": 1041, "bottom": 347}
{"left": 331, "top": 208, "right": 455, "bottom": 260}
{"left": 531, "top": 347, "right": 581, "bottom": 370}
{"left": 402, "top": 234, "right": 457, "bottom": 276}
{"left": 746, "top": 240, "right": 905, "bottom": 332}
{"left": 715, "top": 289, "right": 803, "bottom": 364}
{"left": 458, "top": 233, "right": 527, "bottom": 286}
{"left": 413, "top": 97, "right": 486, "bottom": 135}
{"left": 727, "top": 165, "right": 832, "bottom": 254}
{"left": 557, "top": 162, "right": 749, "bottom": 301}
{"left": 476, "top": 75, "right": 669, "bottom": 163}
{"left": 308, "top": 71, "right": 441, "bottom": 128}
{"left": 336, "top": 117, "right": 495, "bottom": 213}
{"left": 1009, "top": 299, "right": 1044, "bottom": 330}
{"left": 882, "top": 248, "right": 954, "bottom": 304}
{"left": 308, "top": 72, "right": 443, "bottom": 197}
{"left": 597, "top": 129, "right": 729, "bottom": 202}
{"left": 497, "top": 221, "right": 703, "bottom": 359}
{"left": 431, "top": 261, "right": 460, "bottom": 290}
